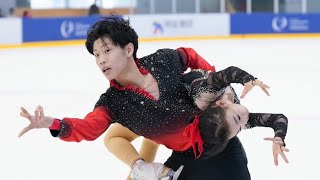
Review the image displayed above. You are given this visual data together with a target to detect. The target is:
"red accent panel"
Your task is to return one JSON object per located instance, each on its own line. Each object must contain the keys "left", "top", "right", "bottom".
{"left": 177, "top": 47, "right": 216, "bottom": 72}
{"left": 60, "top": 107, "right": 112, "bottom": 142}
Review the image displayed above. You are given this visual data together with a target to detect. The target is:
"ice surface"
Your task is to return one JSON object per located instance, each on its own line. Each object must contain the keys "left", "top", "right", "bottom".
{"left": 1, "top": 38, "right": 319, "bottom": 180}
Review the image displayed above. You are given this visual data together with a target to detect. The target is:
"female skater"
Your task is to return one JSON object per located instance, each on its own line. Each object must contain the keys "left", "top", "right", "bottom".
{"left": 164, "top": 68, "right": 289, "bottom": 180}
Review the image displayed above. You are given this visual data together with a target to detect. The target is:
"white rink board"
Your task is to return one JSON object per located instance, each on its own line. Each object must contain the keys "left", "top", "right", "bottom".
{"left": 126, "top": 14, "right": 230, "bottom": 38}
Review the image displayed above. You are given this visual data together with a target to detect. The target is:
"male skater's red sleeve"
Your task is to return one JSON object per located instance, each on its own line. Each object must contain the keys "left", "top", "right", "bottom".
{"left": 49, "top": 106, "right": 112, "bottom": 142}
{"left": 177, "top": 47, "right": 216, "bottom": 72}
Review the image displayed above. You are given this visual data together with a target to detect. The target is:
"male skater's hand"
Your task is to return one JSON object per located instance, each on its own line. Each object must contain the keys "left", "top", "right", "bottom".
{"left": 18, "top": 105, "right": 54, "bottom": 137}
{"left": 240, "top": 79, "right": 270, "bottom": 99}
{"left": 264, "top": 137, "right": 289, "bottom": 166}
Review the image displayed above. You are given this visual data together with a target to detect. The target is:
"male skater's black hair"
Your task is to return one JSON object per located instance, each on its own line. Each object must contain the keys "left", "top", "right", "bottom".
{"left": 86, "top": 15, "right": 139, "bottom": 59}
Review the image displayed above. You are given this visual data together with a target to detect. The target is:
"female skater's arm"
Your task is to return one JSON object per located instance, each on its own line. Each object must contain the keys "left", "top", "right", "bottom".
{"left": 184, "top": 66, "right": 270, "bottom": 105}
{"left": 246, "top": 113, "right": 289, "bottom": 165}
{"left": 247, "top": 113, "right": 288, "bottom": 142}
{"left": 188, "top": 66, "right": 257, "bottom": 92}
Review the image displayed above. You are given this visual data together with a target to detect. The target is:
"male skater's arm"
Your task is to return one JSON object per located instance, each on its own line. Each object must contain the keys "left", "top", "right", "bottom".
{"left": 177, "top": 47, "right": 215, "bottom": 72}
{"left": 19, "top": 106, "right": 112, "bottom": 142}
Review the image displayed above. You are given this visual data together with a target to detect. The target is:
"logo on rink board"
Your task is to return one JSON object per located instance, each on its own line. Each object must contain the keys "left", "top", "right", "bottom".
{"left": 60, "top": 21, "right": 75, "bottom": 38}
{"left": 272, "top": 16, "right": 288, "bottom": 32}
{"left": 231, "top": 13, "right": 318, "bottom": 34}
{"left": 153, "top": 21, "right": 164, "bottom": 34}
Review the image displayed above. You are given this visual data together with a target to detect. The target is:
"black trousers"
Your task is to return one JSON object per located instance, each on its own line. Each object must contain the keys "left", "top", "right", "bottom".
{"left": 164, "top": 137, "right": 251, "bottom": 180}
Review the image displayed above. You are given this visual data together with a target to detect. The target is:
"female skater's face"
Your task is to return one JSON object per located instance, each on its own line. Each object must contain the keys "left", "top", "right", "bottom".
{"left": 93, "top": 37, "right": 132, "bottom": 80}
{"left": 216, "top": 93, "right": 249, "bottom": 139}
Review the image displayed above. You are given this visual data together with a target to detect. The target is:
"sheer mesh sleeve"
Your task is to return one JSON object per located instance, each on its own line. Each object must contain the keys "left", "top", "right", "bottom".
{"left": 187, "top": 66, "right": 256, "bottom": 99}
{"left": 247, "top": 113, "right": 288, "bottom": 143}
{"left": 207, "top": 66, "right": 255, "bottom": 86}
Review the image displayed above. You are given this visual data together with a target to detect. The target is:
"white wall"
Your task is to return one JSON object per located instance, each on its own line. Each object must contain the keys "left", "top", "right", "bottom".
{"left": 0, "top": 18, "right": 22, "bottom": 45}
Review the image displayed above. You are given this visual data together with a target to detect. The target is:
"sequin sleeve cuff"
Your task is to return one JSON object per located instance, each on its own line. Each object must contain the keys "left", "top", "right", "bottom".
{"left": 274, "top": 133, "right": 286, "bottom": 147}
{"left": 49, "top": 119, "right": 72, "bottom": 138}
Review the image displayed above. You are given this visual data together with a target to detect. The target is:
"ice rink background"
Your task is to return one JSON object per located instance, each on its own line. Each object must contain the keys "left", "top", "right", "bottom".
{"left": 1, "top": 38, "right": 319, "bottom": 179}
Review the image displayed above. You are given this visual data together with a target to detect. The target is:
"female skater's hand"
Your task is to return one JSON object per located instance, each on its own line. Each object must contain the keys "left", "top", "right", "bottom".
{"left": 18, "top": 105, "right": 54, "bottom": 137}
{"left": 264, "top": 137, "right": 289, "bottom": 166}
{"left": 240, "top": 79, "right": 270, "bottom": 99}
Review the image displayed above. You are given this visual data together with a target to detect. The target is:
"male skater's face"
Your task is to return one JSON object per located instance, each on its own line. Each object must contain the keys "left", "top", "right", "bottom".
{"left": 93, "top": 37, "right": 132, "bottom": 81}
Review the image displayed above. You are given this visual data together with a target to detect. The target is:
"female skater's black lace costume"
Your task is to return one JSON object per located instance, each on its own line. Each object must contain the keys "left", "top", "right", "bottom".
{"left": 183, "top": 66, "right": 288, "bottom": 142}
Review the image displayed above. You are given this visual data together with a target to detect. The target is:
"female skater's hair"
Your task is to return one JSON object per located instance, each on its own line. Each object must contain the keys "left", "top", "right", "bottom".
{"left": 199, "top": 105, "right": 230, "bottom": 158}
{"left": 85, "top": 15, "right": 139, "bottom": 59}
